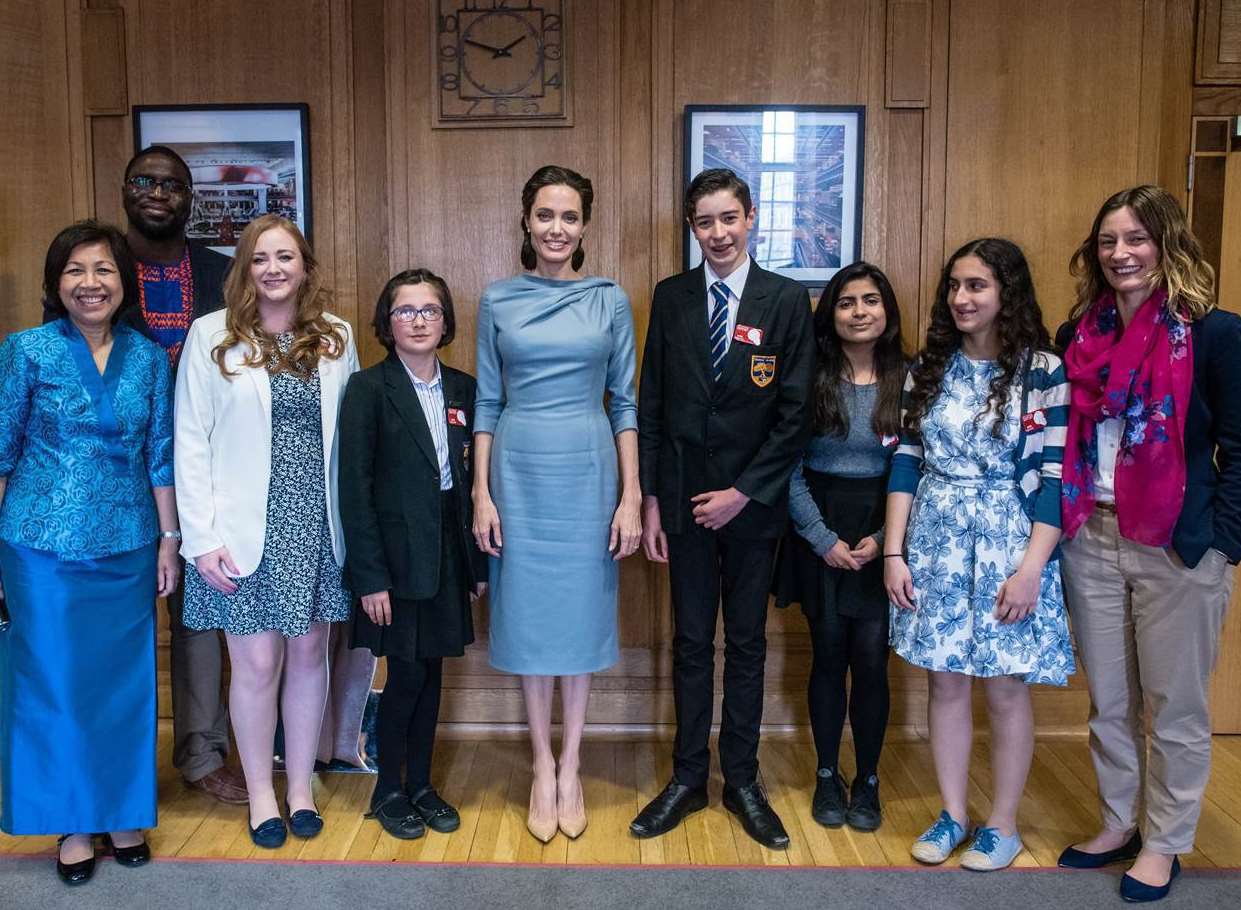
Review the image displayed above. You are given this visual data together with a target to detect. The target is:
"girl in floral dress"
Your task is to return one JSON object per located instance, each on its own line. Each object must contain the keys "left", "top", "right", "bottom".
{"left": 883, "top": 238, "right": 1074, "bottom": 871}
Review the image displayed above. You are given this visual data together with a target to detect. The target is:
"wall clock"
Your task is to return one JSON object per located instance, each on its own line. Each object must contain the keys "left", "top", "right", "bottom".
{"left": 433, "top": 0, "right": 572, "bottom": 129}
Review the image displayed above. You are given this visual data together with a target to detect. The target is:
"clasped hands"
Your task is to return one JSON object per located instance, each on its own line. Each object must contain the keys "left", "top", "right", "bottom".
{"left": 472, "top": 493, "right": 642, "bottom": 562}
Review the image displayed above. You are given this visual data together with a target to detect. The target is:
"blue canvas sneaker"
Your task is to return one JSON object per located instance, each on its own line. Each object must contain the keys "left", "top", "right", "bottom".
{"left": 960, "top": 826, "right": 1024, "bottom": 871}
{"left": 911, "top": 810, "right": 970, "bottom": 864}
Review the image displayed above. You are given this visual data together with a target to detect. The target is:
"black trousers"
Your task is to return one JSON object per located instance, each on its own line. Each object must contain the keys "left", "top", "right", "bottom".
{"left": 805, "top": 609, "right": 889, "bottom": 779}
{"left": 667, "top": 525, "right": 778, "bottom": 789}
{"left": 373, "top": 655, "right": 443, "bottom": 800}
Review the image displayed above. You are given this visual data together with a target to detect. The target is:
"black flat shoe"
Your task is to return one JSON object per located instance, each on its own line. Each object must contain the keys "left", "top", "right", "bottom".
{"left": 629, "top": 779, "right": 708, "bottom": 839}
{"left": 249, "top": 816, "right": 287, "bottom": 849}
{"left": 365, "top": 790, "right": 426, "bottom": 841}
{"left": 1121, "top": 856, "right": 1180, "bottom": 903}
{"left": 409, "top": 786, "right": 460, "bottom": 834}
{"left": 285, "top": 803, "right": 324, "bottom": 839}
{"left": 1058, "top": 830, "right": 1142, "bottom": 869}
{"left": 102, "top": 833, "right": 151, "bottom": 867}
{"left": 811, "top": 768, "right": 848, "bottom": 828}
{"left": 723, "top": 782, "right": 790, "bottom": 850}
{"left": 846, "top": 774, "right": 882, "bottom": 832}
{"left": 56, "top": 835, "right": 96, "bottom": 886}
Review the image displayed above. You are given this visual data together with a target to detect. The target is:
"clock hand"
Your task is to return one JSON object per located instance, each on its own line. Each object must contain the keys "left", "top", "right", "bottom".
{"left": 496, "top": 35, "right": 527, "bottom": 56}
{"left": 463, "top": 38, "right": 506, "bottom": 55}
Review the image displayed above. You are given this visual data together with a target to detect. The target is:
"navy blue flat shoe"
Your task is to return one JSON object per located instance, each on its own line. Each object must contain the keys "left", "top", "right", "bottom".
{"left": 286, "top": 803, "right": 324, "bottom": 839}
{"left": 1058, "top": 830, "right": 1142, "bottom": 868}
{"left": 1121, "top": 856, "right": 1180, "bottom": 903}
{"left": 249, "top": 816, "right": 287, "bottom": 849}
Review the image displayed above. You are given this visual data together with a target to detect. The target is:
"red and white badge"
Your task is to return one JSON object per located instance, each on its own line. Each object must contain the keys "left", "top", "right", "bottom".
{"left": 732, "top": 324, "right": 764, "bottom": 345}
{"left": 447, "top": 407, "right": 468, "bottom": 427}
{"left": 1021, "top": 409, "right": 1047, "bottom": 433}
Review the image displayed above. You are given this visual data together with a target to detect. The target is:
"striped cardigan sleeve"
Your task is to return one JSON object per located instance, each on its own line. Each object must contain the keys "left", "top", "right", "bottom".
{"left": 888, "top": 369, "right": 923, "bottom": 495}
{"left": 1028, "top": 352, "right": 1069, "bottom": 528}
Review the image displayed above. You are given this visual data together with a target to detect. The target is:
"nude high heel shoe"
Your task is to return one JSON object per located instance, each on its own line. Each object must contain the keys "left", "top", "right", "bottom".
{"left": 527, "top": 782, "right": 558, "bottom": 843}
{"left": 558, "top": 772, "right": 588, "bottom": 839}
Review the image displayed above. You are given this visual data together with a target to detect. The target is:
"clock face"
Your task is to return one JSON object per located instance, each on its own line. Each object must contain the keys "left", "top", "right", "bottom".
{"left": 434, "top": 0, "right": 571, "bottom": 128}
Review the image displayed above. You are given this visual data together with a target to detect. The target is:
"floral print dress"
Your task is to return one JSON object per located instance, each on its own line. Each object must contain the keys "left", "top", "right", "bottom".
{"left": 890, "top": 353, "right": 1074, "bottom": 686}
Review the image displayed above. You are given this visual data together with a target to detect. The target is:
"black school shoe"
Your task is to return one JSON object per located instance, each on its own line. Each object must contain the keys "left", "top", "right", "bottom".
{"left": 846, "top": 774, "right": 882, "bottom": 831}
{"left": 409, "top": 786, "right": 461, "bottom": 834}
{"left": 811, "top": 768, "right": 848, "bottom": 828}
{"left": 102, "top": 832, "right": 151, "bottom": 866}
{"left": 55, "top": 835, "right": 97, "bottom": 886}
{"left": 366, "top": 790, "right": 426, "bottom": 840}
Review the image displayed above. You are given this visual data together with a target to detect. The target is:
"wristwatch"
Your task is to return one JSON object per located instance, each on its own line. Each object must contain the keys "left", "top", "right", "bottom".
{"left": 159, "top": 530, "right": 182, "bottom": 541}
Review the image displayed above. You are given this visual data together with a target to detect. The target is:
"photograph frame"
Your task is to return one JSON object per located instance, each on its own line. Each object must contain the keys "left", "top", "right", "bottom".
{"left": 683, "top": 104, "right": 865, "bottom": 289}
{"left": 132, "top": 103, "right": 312, "bottom": 255}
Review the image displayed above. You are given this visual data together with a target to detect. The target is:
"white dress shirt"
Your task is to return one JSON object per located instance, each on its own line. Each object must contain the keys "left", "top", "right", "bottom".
{"left": 402, "top": 358, "right": 453, "bottom": 491}
{"left": 704, "top": 254, "right": 751, "bottom": 356}
{"left": 1094, "top": 416, "right": 1123, "bottom": 502}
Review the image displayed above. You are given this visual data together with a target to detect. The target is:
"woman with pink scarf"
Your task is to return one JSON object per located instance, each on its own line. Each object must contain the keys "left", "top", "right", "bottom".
{"left": 1056, "top": 185, "right": 1241, "bottom": 904}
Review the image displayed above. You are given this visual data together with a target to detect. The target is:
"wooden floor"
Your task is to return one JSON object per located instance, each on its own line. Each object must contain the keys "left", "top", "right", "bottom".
{"left": 5, "top": 723, "right": 1241, "bottom": 868}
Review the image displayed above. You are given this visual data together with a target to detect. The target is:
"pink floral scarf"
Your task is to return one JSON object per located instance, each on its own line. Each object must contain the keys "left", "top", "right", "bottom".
{"left": 1061, "top": 289, "right": 1193, "bottom": 546}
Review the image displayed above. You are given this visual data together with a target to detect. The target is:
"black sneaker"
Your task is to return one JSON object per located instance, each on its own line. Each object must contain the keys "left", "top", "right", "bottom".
{"left": 846, "top": 773, "right": 882, "bottom": 831}
{"left": 811, "top": 767, "right": 848, "bottom": 828}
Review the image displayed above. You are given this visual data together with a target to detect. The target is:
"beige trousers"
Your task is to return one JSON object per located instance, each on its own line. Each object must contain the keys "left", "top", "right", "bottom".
{"left": 1061, "top": 509, "right": 1233, "bottom": 854}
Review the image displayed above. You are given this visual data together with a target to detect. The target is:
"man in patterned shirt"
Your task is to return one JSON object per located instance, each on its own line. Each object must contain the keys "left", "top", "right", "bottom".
{"left": 123, "top": 145, "right": 243, "bottom": 803}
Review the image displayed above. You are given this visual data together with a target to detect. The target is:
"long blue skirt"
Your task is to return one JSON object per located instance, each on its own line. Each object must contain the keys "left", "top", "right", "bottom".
{"left": 0, "top": 541, "right": 157, "bottom": 834}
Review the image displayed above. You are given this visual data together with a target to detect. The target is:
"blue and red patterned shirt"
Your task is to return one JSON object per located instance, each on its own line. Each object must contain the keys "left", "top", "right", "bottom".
{"left": 137, "top": 250, "right": 195, "bottom": 366}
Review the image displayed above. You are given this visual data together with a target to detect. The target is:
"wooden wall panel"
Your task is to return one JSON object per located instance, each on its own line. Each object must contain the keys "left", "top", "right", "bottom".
{"left": 0, "top": 0, "right": 78, "bottom": 336}
{"left": 1197, "top": 0, "right": 1241, "bottom": 84}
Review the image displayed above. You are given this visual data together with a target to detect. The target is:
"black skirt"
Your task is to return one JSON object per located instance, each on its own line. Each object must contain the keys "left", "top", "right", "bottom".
{"left": 773, "top": 471, "right": 888, "bottom": 621}
{"left": 351, "top": 491, "right": 475, "bottom": 661}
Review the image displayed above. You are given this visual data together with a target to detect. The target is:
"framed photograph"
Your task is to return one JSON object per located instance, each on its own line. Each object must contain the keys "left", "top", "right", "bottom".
{"left": 132, "top": 103, "right": 312, "bottom": 255}
{"left": 683, "top": 104, "right": 865, "bottom": 287}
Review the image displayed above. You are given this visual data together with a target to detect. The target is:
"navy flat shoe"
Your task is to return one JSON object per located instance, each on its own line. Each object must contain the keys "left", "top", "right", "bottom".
{"left": 1058, "top": 830, "right": 1142, "bottom": 868}
{"left": 249, "top": 816, "right": 287, "bottom": 849}
{"left": 102, "top": 833, "right": 150, "bottom": 867}
{"left": 286, "top": 803, "right": 324, "bottom": 839}
{"left": 1121, "top": 856, "right": 1180, "bottom": 903}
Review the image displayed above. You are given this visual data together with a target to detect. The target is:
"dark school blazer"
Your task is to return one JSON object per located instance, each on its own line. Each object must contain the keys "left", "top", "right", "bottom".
{"left": 1056, "top": 307, "right": 1241, "bottom": 568}
{"left": 638, "top": 262, "right": 815, "bottom": 539}
{"left": 338, "top": 353, "right": 487, "bottom": 600}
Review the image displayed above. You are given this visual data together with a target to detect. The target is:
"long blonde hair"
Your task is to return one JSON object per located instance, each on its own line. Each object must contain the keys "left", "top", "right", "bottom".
{"left": 212, "top": 214, "right": 347, "bottom": 377}
{"left": 1068, "top": 185, "right": 1215, "bottom": 323}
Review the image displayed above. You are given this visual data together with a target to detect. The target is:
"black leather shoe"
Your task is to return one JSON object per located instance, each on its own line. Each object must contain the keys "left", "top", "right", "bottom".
{"left": 365, "top": 790, "right": 426, "bottom": 841}
{"left": 56, "top": 835, "right": 96, "bottom": 886}
{"left": 1059, "top": 830, "right": 1142, "bottom": 869}
{"left": 811, "top": 768, "right": 848, "bottom": 828}
{"left": 249, "top": 816, "right": 287, "bottom": 849}
{"left": 723, "top": 782, "right": 790, "bottom": 850}
{"left": 629, "top": 779, "right": 708, "bottom": 838}
{"left": 102, "top": 833, "right": 151, "bottom": 867}
{"left": 285, "top": 803, "right": 324, "bottom": 839}
{"left": 1121, "top": 856, "right": 1180, "bottom": 903}
{"left": 409, "top": 786, "right": 460, "bottom": 834}
{"left": 846, "top": 774, "right": 882, "bottom": 831}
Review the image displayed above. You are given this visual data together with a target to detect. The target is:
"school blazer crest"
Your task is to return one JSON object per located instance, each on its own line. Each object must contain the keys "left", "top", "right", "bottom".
{"left": 173, "top": 308, "right": 360, "bottom": 577}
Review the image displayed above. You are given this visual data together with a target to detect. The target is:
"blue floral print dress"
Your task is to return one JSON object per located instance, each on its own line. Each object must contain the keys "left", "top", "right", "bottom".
{"left": 890, "top": 353, "right": 1074, "bottom": 686}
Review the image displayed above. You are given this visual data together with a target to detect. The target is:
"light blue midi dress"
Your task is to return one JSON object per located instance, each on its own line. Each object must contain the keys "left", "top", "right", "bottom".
{"left": 475, "top": 274, "right": 638, "bottom": 675}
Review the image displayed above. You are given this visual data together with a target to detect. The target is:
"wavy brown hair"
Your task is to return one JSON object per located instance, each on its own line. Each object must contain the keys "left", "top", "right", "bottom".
{"left": 212, "top": 215, "right": 347, "bottom": 377}
{"left": 812, "top": 261, "right": 906, "bottom": 437}
{"left": 905, "top": 238, "right": 1050, "bottom": 438}
{"left": 1068, "top": 184, "right": 1215, "bottom": 323}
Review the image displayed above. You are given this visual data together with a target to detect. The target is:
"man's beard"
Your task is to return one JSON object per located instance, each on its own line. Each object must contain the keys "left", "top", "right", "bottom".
{"left": 132, "top": 215, "right": 185, "bottom": 241}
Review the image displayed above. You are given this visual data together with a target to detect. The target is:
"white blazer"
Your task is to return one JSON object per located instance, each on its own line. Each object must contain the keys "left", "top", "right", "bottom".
{"left": 174, "top": 309, "right": 360, "bottom": 577}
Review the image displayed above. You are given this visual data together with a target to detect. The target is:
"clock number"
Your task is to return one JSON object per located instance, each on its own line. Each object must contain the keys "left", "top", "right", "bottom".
{"left": 523, "top": 100, "right": 540, "bottom": 114}
{"left": 543, "top": 42, "right": 562, "bottom": 60}
{"left": 545, "top": 71, "right": 562, "bottom": 88}
{"left": 441, "top": 72, "right": 460, "bottom": 91}
{"left": 465, "top": 100, "right": 482, "bottom": 115}
{"left": 437, "top": 13, "right": 457, "bottom": 33}
{"left": 493, "top": 99, "right": 510, "bottom": 115}
{"left": 544, "top": 14, "right": 561, "bottom": 31}
{"left": 439, "top": 42, "right": 459, "bottom": 60}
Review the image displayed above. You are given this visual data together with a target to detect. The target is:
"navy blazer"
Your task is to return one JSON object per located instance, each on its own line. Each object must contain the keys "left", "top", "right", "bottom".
{"left": 1056, "top": 308, "right": 1241, "bottom": 568}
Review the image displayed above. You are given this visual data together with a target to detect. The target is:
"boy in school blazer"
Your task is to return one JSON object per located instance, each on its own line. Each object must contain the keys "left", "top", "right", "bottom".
{"left": 632, "top": 169, "right": 815, "bottom": 849}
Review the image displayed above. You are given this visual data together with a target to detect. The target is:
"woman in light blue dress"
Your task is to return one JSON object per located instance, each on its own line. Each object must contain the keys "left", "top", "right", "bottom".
{"left": 0, "top": 221, "right": 180, "bottom": 884}
{"left": 472, "top": 166, "right": 640, "bottom": 843}
{"left": 883, "top": 238, "right": 1073, "bottom": 871}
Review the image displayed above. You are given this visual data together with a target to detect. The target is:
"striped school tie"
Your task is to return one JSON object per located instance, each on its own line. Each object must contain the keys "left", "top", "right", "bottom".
{"left": 709, "top": 280, "right": 729, "bottom": 382}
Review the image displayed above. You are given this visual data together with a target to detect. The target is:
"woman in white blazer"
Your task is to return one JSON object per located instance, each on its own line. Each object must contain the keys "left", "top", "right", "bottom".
{"left": 174, "top": 215, "right": 359, "bottom": 849}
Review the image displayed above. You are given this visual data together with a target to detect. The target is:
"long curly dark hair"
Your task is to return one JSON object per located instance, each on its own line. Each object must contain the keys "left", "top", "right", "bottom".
{"left": 904, "top": 238, "right": 1050, "bottom": 438}
{"left": 812, "top": 261, "right": 906, "bottom": 437}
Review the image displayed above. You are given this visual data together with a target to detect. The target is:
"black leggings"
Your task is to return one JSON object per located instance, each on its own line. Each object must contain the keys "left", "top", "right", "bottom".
{"left": 374, "top": 655, "right": 443, "bottom": 797}
{"left": 806, "top": 611, "right": 890, "bottom": 778}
